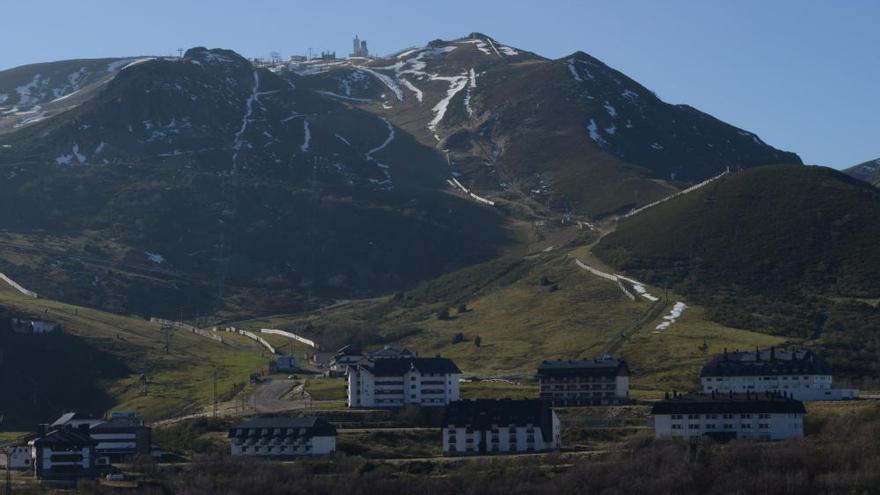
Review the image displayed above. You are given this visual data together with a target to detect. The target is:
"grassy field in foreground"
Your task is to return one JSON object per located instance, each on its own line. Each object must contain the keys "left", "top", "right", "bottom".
{"left": 0, "top": 282, "right": 268, "bottom": 428}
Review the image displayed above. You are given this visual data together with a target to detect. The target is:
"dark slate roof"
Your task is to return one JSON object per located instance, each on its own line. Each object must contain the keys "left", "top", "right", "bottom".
{"left": 536, "top": 358, "right": 629, "bottom": 377}
{"left": 700, "top": 348, "right": 831, "bottom": 378}
{"left": 228, "top": 416, "right": 336, "bottom": 438}
{"left": 443, "top": 399, "right": 554, "bottom": 442}
{"left": 650, "top": 394, "right": 807, "bottom": 415}
{"left": 367, "top": 357, "right": 461, "bottom": 376}
{"left": 367, "top": 345, "right": 416, "bottom": 359}
{"left": 31, "top": 428, "right": 96, "bottom": 447}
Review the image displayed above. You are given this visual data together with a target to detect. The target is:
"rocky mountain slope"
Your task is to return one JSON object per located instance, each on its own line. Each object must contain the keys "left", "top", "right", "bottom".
{"left": 845, "top": 158, "right": 880, "bottom": 187}
{"left": 289, "top": 33, "right": 801, "bottom": 217}
{"left": 0, "top": 47, "right": 507, "bottom": 316}
{"left": 0, "top": 35, "right": 803, "bottom": 317}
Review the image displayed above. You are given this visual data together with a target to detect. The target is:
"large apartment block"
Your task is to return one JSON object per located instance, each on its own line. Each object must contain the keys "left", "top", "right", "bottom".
{"left": 651, "top": 393, "right": 806, "bottom": 441}
{"left": 442, "top": 399, "right": 561, "bottom": 455}
{"left": 700, "top": 348, "right": 858, "bottom": 401}
{"left": 347, "top": 357, "right": 461, "bottom": 408}
{"left": 228, "top": 416, "right": 337, "bottom": 457}
{"left": 537, "top": 357, "right": 630, "bottom": 406}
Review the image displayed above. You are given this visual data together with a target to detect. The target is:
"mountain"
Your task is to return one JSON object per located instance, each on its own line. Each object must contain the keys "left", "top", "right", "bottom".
{"left": 844, "top": 158, "right": 880, "bottom": 187}
{"left": 0, "top": 36, "right": 802, "bottom": 317}
{"left": 288, "top": 33, "right": 801, "bottom": 217}
{"left": 0, "top": 47, "right": 508, "bottom": 316}
{"left": 593, "top": 165, "right": 880, "bottom": 375}
{"left": 0, "top": 57, "right": 135, "bottom": 133}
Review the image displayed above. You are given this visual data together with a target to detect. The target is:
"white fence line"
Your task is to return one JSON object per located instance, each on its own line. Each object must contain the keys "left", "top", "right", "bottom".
{"left": 150, "top": 317, "right": 226, "bottom": 345}
{"left": 260, "top": 328, "right": 317, "bottom": 349}
{"left": 217, "top": 326, "right": 276, "bottom": 355}
{"left": 616, "top": 280, "right": 636, "bottom": 301}
{"left": 623, "top": 169, "right": 729, "bottom": 219}
{"left": 0, "top": 273, "right": 38, "bottom": 298}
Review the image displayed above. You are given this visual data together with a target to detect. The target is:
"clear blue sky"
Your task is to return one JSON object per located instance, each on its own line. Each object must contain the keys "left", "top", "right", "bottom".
{"left": 2, "top": 0, "right": 877, "bottom": 169}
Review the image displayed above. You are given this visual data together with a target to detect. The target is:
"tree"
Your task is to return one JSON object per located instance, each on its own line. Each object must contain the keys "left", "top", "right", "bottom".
{"left": 452, "top": 332, "right": 465, "bottom": 344}
{"left": 437, "top": 308, "right": 450, "bottom": 320}
{"left": 457, "top": 304, "right": 468, "bottom": 314}
{"left": 474, "top": 336, "right": 482, "bottom": 347}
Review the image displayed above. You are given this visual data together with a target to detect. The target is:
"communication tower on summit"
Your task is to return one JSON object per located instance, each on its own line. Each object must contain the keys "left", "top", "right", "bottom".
{"left": 351, "top": 35, "right": 369, "bottom": 58}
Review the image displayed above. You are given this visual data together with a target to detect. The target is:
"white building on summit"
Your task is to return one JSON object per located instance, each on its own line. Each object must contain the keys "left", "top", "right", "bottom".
{"left": 700, "top": 348, "right": 858, "bottom": 401}
{"left": 351, "top": 35, "right": 369, "bottom": 58}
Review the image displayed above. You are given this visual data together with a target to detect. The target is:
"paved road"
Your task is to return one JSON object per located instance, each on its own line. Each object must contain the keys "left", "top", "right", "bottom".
{"left": 251, "top": 378, "right": 309, "bottom": 413}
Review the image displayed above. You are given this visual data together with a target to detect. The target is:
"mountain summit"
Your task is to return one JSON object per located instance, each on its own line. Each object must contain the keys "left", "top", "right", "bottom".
{"left": 0, "top": 37, "right": 802, "bottom": 315}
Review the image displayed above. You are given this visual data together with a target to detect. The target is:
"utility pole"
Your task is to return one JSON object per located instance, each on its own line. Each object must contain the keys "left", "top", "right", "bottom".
{"left": 212, "top": 369, "right": 218, "bottom": 418}
{"left": 177, "top": 48, "right": 184, "bottom": 59}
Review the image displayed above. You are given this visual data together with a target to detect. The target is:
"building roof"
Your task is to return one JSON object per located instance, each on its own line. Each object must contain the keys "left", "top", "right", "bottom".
{"left": 364, "top": 357, "right": 461, "bottom": 376}
{"left": 228, "top": 416, "right": 336, "bottom": 438}
{"left": 443, "top": 399, "right": 554, "bottom": 442}
{"left": 537, "top": 357, "right": 629, "bottom": 377}
{"left": 51, "top": 412, "right": 104, "bottom": 429}
{"left": 650, "top": 394, "right": 807, "bottom": 415}
{"left": 700, "top": 348, "right": 831, "bottom": 378}
{"left": 30, "top": 428, "right": 97, "bottom": 447}
{"left": 367, "top": 345, "right": 416, "bottom": 359}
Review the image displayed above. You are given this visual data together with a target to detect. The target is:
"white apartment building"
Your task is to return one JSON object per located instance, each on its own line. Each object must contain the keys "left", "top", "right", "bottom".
{"left": 228, "top": 416, "right": 337, "bottom": 457}
{"left": 537, "top": 357, "right": 630, "bottom": 406}
{"left": 651, "top": 393, "right": 806, "bottom": 441}
{"left": 28, "top": 426, "right": 97, "bottom": 480}
{"left": 347, "top": 357, "right": 461, "bottom": 408}
{"left": 442, "top": 399, "right": 561, "bottom": 455}
{"left": 701, "top": 348, "right": 858, "bottom": 401}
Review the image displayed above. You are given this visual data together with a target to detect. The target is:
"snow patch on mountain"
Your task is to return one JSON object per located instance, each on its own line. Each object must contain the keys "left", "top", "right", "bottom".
{"left": 144, "top": 252, "right": 165, "bottom": 264}
{"left": 16, "top": 75, "right": 45, "bottom": 107}
{"left": 498, "top": 45, "right": 519, "bottom": 56}
{"left": 232, "top": 70, "right": 260, "bottom": 171}
{"left": 604, "top": 103, "right": 617, "bottom": 117}
{"left": 119, "top": 58, "right": 156, "bottom": 72}
{"left": 456, "top": 38, "right": 493, "bottom": 56}
{"left": 587, "top": 119, "right": 606, "bottom": 146}
{"left": 55, "top": 144, "right": 86, "bottom": 165}
{"left": 656, "top": 302, "right": 687, "bottom": 331}
{"left": 357, "top": 67, "right": 403, "bottom": 101}
{"left": 399, "top": 78, "right": 423, "bottom": 102}
{"left": 300, "top": 119, "right": 311, "bottom": 152}
{"left": 428, "top": 73, "right": 469, "bottom": 138}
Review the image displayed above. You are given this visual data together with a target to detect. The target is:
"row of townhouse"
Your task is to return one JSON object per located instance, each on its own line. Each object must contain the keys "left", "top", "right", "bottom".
{"left": 650, "top": 391, "right": 807, "bottom": 441}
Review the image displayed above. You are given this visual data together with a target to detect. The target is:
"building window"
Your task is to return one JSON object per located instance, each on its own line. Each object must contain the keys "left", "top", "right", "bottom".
{"left": 672, "top": 424, "right": 682, "bottom": 430}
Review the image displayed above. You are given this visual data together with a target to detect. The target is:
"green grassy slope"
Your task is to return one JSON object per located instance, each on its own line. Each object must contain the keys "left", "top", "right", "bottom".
{"left": 0, "top": 281, "right": 268, "bottom": 430}
{"left": 226, "top": 227, "right": 785, "bottom": 390}
{"left": 595, "top": 164, "right": 880, "bottom": 377}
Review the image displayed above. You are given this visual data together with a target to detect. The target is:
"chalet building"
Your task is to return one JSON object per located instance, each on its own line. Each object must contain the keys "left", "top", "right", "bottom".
{"left": 347, "top": 357, "right": 461, "bottom": 408}
{"left": 537, "top": 357, "right": 630, "bottom": 406}
{"left": 28, "top": 425, "right": 97, "bottom": 480}
{"left": 52, "top": 412, "right": 152, "bottom": 465}
{"left": 650, "top": 392, "right": 806, "bottom": 441}
{"left": 228, "top": 416, "right": 337, "bottom": 457}
{"left": 0, "top": 445, "right": 32, "bottom": 470}
{"left": 329, "top": 345, "right": 417, "bottom": 376}
{"left": 442, "top": 399, "right": 561, "bottom": 455}
{"left": 700, "top": 348, "right": 859, "bottom": 401}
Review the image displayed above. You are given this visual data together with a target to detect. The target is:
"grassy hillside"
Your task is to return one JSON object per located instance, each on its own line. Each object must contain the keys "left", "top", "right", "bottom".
{"left": 595, "top": 164, "right": 880, "bottom": 378}
{"left": 0, "top": 281, "right": 268, "bottom": 430}
{"left": 226, "top": 226, "right": 785, "bottom": 390}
